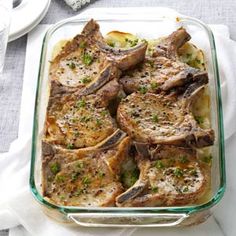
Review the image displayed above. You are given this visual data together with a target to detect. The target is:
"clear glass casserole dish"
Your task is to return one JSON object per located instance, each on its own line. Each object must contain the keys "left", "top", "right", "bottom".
{"left": 30, "top": 14, "right": 225, "bottom": 227}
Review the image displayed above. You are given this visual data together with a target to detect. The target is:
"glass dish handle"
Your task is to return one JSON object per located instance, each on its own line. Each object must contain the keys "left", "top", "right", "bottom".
{"left": 67, "top": 212, "right": 189, "bottom": 227}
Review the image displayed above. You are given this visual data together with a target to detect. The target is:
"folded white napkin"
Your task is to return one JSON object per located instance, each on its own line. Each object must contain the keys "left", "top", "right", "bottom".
{"left": 0, "top": 7, "right": 236, "bottom": 236}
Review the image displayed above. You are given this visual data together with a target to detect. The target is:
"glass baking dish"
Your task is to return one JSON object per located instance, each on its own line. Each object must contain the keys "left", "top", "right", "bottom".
{"left": 29, "top": 13, "right": 226, "bottom": 227}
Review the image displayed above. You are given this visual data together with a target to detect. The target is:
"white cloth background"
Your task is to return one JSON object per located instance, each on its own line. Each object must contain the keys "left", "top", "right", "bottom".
{"left": 0, "top": 8, "right": 236, "bottom": 236}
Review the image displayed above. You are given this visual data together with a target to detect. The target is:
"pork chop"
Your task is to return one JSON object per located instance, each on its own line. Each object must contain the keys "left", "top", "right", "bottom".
{"left": 44, "top": 79, "right": 121, "bottom": 149}
{"left": 116, "top": 145, "right": 210, "bottom": 207}
{"left": 49, "top": 19, "right": 147, "bottom": 97}
{"left": 117, "top": 83, "right": 214, "bottom": 148}
{"left": 42, "top": 136, "right": 130, "bottom": 207}
{"left": 120, "top": 28, "right": 208, "bottom": 94}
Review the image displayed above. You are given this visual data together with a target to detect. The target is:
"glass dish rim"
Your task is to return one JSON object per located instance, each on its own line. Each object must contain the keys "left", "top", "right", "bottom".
{"left": 29, "top": 15, "right": 226, "bottom": 216}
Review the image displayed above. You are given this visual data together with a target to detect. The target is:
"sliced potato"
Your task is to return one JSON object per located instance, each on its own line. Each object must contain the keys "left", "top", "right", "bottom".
{"left": 105, "top": 31, "right": 141, "bottom": 49}
{"left": 178, "top": 43, "right": 206, "bottom": 71}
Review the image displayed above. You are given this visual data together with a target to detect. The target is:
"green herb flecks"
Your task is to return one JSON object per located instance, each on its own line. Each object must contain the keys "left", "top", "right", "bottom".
{"left": 80, "top": 116, "right": 91, "bottom": 123}
{"left": 194, "top": 116, "right": 204, "bottom": 124}
{"left": 67, "top": 62, "right": 76, "bottom": 70}
{"left": 76, "top": 99, "right": 86, "bottom": 108}
{"left": 174, "top": 168, "right": 183, "bottom": 178}
{"left": 81, "top": 76, "right": 92, "bottom": 84}
{"left": 79, "top": 41, "right": 86, "bottom": 48}
{"left": 74, "top": 189, "right": 82, "bottom": 196}
{"left": 76, "top": 161, "right": 84, "bottom": 169}
{"left": 107, "top": 42, "right": 115, "bottom": 47}
{"left": 183, "top": 186, "right": 189, "bottom": 193}
{"left": 186, "top": 53, "right": 192, "bottom": 59}
{"left": 71, "top": 172, "right": 80, "bottom": 181}
{"left": 125, "top": 38, "right": 139, "bottom": 47}
{"left": 98, "top": 171, "right": 106, "bottom": 179}
{"left": 147, "top": 60, "right": 154, "bottom": 68}
{"left": 152, "top": 114, "right": 159, "bottom": 123}
{"left": 179, "top": 156, "right": 188, "bottom": 164}
{"left": 82, "top": 53, "right": 93, "bottom": 66}
{"left": 151, "top": 82, "right": 158, "bottom": 90}
{"left": 138, "top": 86, "right": 148, "bottom": 94}
{"left": 202, "top": 155, "right": 212, "bottom": 164}
{"left": 151, "top": 186, "right": 159, "bottom": 193}
{"left": 96, "top": 118, "right": 102, "bottom": 127}
{"left": 82, "top": 176, "right": 91, "bottom": 186}
{"left": 49, "top": 162, "right": 60, "bottom": 175}
{"left": 67, "top": 143, "right": 74, "bottom": 149}
{"left": 121, "top": 168, "right": 139, "bottom": 188}
{"left": 155, "top": 160, "right": 164, "bottom": 169}
{"left": 101, "top": 110, "right": 108, "bottom": 116}
{"left": 56, "top": 175, "right": 66, "bottom": 183}
{"left": 190, "top": 169, "right": 197, "bottom": 176}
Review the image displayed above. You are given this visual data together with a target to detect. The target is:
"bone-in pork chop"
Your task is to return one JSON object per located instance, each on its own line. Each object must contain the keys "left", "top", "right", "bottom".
{"left": 120, "top": 28, "right": 208, "bottom": 94}
{"left": 116, "top": 145, "right": 209, "bottom": 207}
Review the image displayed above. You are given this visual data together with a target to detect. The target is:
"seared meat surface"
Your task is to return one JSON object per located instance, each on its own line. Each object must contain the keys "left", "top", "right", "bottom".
{"left": 45, "top": 79, "right": 120, "bottom": 149}
{"left": 49, "top": 19, "right": 147, "bottom": 97}
{"left": 117, "top": 85, "right": 214, "bottom": 148}
{"left": 42, "top": 137, "right": 130, "bottom": 206}
{"left": 42, "top": 20, "right": 214, "bottom": 208}
{"left": 120, "top": 28, "right": 208, "bottom": 94}
{"left": 116, "top": 146, "right": 210, "bottom": 207}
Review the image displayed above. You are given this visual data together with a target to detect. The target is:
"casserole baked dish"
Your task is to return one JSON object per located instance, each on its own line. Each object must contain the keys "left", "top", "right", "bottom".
{"left": 30, "top": 15, "right": 225, "bottom": 227}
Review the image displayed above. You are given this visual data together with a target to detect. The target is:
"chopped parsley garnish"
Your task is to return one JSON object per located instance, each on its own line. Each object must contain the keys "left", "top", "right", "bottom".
{"left": 79, "top": 41, "right": 86, "bottom": 48}
{"left": 67, "top": 143, "right": 74, "bottom": 149}
{"left": 174, "top": 168, "right": 183, "bottom": 178}
{"left": 71, "top": 172, "right": 80, "bottom": 181}
{"left": 190, "top": 169, "right": 197, "bottom": 176}
{"left": 96, "top": 118, "right": 102, "bottom": 127}
{"left": 98, "top": 171, "right": 105, "bottom": 178}
{"left": 80, "top": 116, "right": 91, "bottom": 123}
{"left": 179, "top": 156, "right": 188, "bottom": 164}
{"left": 82, "top": 53, "right": 93, "bottom": 66}
{"left": 101, "top": 110, "right": 108, "bottom": 116}
{"left": 147, "top": 60, "right": 154, "bottom": 68}
{"left": 151, "top": 82, "right": 158, "bottom": 90}
{"left": 71, "top": 117, "right": 78, "bottom": 123}
{"left": 151, "top": 186, "right": 159, "bottom": 193}
{"left": 155, "top": 160, "right": 164, "bottom": 169}
{"left": 138, "top": 86, "right": 148, "bottom": 94}
{"left": 49, "top": 162, "right": 60, "bottom": 175}
{"left": 81, "top": 76, "right": 91, "bottom": 84}
{"left": 67, "top": 62, "right": 76, "bottom": 69}
{"left": 196, "top": 59, "right": 201, "bottom": 64}
{"left": 152, "top": 114, "right": 159, "bottom": 123}
{"left": 56, "top": 175, "right": 66, "bottom": 183}
{"left": 125, "top": 38, "right": 139, "bottom": 47}
{"left": 74, "top": 188, "right": 82, "bottom": 196}
{"left": 107, "top": 42, "right": 115, "bottom": 47}
{"left": 82, "top": 176, "right": 91, "bottom": 186}
{"left": 194, "top": 116, "right": 204, "bottom": 124}
{"left": 76, "top": 99, "right": 86, "bottom": 108}
{"left": 183, "top": 186, "right": 189, "bottom": 192}
{"left": 202, "top": 155, "right": 212, "bottom": 164}
{"left": 59, "top": 195, "right": 65, "bottom": 200}
{"left": 121, "top": 168, "right": 139, "bottom": 188}
{"left": 76, "top": 162, "right": 84, "bottom": 169}
{"left": 186, "top": 53, "right": 192, "bottom": 59}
